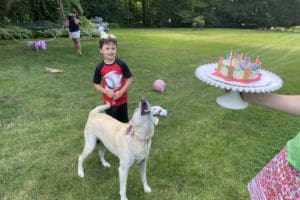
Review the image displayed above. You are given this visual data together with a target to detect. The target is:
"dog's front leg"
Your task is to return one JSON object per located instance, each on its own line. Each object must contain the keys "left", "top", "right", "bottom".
{"left": 139, "top": 159, "right": 151, "bottom": 193}
{"left": 118, "top": 164, "right": 129, "bottom": 200}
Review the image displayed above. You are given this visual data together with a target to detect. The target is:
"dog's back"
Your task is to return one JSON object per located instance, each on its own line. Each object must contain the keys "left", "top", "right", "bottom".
{"left": 84, "top": 104, "right": 127, "bottom": 156}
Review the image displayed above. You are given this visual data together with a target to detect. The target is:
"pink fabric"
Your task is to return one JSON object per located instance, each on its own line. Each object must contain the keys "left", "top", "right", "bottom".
{"left": 248, "top": 148, "right": 300, "bottom": 200}
{"left": 33, "top": 40, "right": 47, "bottom": 50}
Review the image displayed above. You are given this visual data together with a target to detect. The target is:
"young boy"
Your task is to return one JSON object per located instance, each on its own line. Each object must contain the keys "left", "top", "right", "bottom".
{"left": 93, "top": 34, "right": 133, "bottom": 122}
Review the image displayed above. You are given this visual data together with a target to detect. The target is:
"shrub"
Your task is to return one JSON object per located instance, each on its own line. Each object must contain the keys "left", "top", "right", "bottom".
{"left": 34, "top": 28, "right": 68, "bottom": 38}
{"left": 287, "top": 25, "right": 300, "bottom": 32}
{"left": 0, "top": 26, "right": 32, "bottom": 40}
{"left": 192, "top": 15, "right": 205, "bottom": 28}
{"left": 108, "top": 23, "right": 120, "bottom": 29}
{"left": 270, "top": 27, "right": 286, "bottom": 32}
{"left": 0, "top": 17, "right": 106, "bottom": 40}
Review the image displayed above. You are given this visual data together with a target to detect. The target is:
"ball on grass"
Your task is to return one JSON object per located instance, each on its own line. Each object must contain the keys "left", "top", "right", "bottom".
{"left": 153, "top": 79, "right": 166, "bottom": 92}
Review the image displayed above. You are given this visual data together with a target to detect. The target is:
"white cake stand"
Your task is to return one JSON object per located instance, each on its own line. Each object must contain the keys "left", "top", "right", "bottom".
{"left": 195, "top": 63, "right": 283, "bottom": 110}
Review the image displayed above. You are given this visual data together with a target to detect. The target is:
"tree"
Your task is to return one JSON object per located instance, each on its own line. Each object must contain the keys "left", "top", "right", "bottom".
{"left": 0, "top": 0, "right": 15, "bottom": 23}
{"left": 80, "top": 0, "right": 122, "bottom": 22}
{"left": 2, "top": 0, "right": 300, "bottom": 28}
{"left": 176, "top": 0, "right": 206, "bottom": 26}
{"left": 269, "top": 0, "right": 300, "bottom": 27}
{"left": 0, "top": 0, "right": 83, "bottom": 24}
{"left": 214, "top": 0, "right": 272, "bottom": 28}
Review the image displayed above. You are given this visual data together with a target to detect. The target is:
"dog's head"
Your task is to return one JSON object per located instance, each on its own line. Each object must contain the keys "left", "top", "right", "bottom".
{"left": 140, "top": 97, "right": 151, "bottom": 115}
{"left": 133, "top": 97, "right": 151, "bottom": 120}
{"left": 130, "top": 98, "right": 154, "bottom": 137}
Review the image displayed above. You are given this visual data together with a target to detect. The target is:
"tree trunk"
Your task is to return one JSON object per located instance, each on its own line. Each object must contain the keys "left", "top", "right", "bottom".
{"left": 142, "top": 0, "right": 146, "bottom": 25}
{"left": 57, "top": 0, "right": 65, "bottom": 20}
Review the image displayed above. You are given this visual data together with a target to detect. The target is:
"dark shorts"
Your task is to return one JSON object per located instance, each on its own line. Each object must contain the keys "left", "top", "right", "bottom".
{"left": 105, "top": 103, "right": 129, "bottom": 123}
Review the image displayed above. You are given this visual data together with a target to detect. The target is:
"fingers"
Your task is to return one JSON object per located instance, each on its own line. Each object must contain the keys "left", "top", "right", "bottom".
{"left": 113, "top": 91, "right": 121, "bottom": 100}
{"left": 105, "top": 89, "right": 114, "bottom": 98}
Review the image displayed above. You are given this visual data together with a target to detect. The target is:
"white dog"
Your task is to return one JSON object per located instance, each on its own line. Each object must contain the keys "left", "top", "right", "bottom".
{"left": 78, "top": 98, "right": 155, "bottom": 200}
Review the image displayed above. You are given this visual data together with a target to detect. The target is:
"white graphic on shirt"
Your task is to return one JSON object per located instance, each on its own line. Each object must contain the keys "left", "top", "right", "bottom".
{"left": 104, "top": 71, "right": 122, "bottom": 90}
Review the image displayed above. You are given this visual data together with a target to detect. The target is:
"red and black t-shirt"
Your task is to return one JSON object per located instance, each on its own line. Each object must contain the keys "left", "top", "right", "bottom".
{"left": 93, "top": 59, "right": 132, "bottom": 106}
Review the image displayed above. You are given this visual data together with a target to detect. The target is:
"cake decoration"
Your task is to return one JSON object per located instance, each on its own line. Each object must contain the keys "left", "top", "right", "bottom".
{"left": 213, "top": 51, "right": 262, "bottom": 83}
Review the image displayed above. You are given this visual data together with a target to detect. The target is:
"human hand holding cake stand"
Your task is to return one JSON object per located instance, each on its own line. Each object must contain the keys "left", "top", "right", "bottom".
{"left": 195, "top": 63, "right": 283, "bottom": 110}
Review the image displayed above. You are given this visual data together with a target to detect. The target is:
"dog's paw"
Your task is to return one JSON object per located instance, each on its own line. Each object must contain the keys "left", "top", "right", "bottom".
{"left": 144, "top": 185, "right": 151, "bottom": 193}
{"left": 120, "top": 196, "right": 128, "bottom": 200}
{"left": 78, "top": 170, "right": 85, "bottom": 178}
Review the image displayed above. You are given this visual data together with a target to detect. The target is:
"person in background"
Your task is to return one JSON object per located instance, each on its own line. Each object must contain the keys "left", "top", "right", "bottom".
{"left": 64, "top": 8, "right": 81, "bottom": 54}
{"left": 93, "top": 34, "right": 133, "bottom": 122}
{"left": 242, "top": 93, "right": 300, "bottom": 199}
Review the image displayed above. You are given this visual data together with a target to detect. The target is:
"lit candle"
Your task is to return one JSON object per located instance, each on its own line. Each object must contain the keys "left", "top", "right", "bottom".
{"left": 243, "top": 66, "right": 252, "bottom": 80}
{"left": 216, "top": 57, "right": 224, "bottom": 73}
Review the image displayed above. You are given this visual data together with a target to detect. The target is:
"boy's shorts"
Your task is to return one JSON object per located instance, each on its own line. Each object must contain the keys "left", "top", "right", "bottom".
{"left": 69, "top": 31, "right": 80, "bottom": 39}
{"left": 105, "top": 103, "right": 129, "bottom": 123}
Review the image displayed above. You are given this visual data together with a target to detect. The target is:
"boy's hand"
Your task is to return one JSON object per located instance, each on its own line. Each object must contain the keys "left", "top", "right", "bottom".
{"left": 113, "top": 91, "right": 122, "bottom": 101}
{"left": 105, "top": 88, "right": 115, "bottom": 98}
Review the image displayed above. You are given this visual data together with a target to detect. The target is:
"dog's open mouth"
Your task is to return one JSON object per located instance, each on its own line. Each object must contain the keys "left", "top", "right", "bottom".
{"left": 141, "top": 98, "right": 151, "bottom": 115}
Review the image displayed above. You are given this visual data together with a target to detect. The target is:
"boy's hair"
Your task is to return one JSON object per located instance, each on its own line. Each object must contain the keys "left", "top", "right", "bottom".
{"left": 99, "top": 35, "right": 117, "bottom": 49}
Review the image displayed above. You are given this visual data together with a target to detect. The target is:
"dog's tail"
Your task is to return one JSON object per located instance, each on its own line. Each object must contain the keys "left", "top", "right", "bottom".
{"left": 89, "top": 104, "right": 111, "bottom": 115}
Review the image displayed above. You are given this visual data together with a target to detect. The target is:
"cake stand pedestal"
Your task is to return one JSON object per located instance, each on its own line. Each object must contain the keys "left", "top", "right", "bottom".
{"left": 195, "top": 63, "right": 283, "bottom": 110}
{"left": 216, "top": 90, "right": 248, "bottom": 110}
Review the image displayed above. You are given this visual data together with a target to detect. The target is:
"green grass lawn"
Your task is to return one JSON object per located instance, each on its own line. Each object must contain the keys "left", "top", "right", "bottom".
{"left": 1, "top": 28, "right": 300, "bottom": 200}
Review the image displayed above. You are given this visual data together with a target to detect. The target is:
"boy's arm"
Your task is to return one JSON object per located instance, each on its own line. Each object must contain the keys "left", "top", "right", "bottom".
{"left": 93, "top": 83, "right": 114, "bottom": 98}
{"left": 113, "top": 77, "right": 133, "bottom": 100}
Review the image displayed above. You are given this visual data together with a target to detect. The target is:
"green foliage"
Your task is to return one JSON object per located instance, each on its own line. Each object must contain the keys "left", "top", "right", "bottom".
{"left": 0, "top": 16, "right": 10, "bottom": 26}
{"left": 270, "top": 25, "right": 300, "bottom": 32}
{"left": 1, "top": 0, "right": 300, "bottom": 28}
{"left": 62, "top": 0, "right": 83, "bottom": 17}
{"left": 77, "top": 15, "right": 91, "bottom": 27}
{"left": 192, "top": 15, "right": 205, "bottom": 28}
{"left": 34, "top": 28, "right": 69, "bottom": 38}
{"left": 0, "top": 26, "right": 32, "bottom": 40}
{"left": 0, "top": 16, "right": 104, "bottom": 40}
{"left": 269, "top": 0, "right": 300, "bottom": 27}
{"left": 108, "top": 22, "right": 120, "bottom": 28}
{"left": 29, "top": 0, "right": 58, "bottom": 22}
{"left": 176, "top": 0, "right": 207, "bottom": 26}
{"left": 288, "top": 25, "right": 300, "bottom": 32}
{"left": 0, "top": 0, "right": 83, "bottom": 23}
{"left": 0, "top": 26, "right": 70, "bottom": 40}
{"left": 80, "top": 0, "right": 124, "bottom": 23}
{"left": 79, "top": 16, "right": 100, "bottom": 37}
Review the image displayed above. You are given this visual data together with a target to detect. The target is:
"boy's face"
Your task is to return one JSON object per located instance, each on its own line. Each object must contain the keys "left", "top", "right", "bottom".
{"left": 99, "top": 42, "right": 117, "bottom": 63}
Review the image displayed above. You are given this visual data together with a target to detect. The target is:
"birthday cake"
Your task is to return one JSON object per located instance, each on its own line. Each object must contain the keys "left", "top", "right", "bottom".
{"left": 213, "top": 52, "right": 262, "bottom": 83}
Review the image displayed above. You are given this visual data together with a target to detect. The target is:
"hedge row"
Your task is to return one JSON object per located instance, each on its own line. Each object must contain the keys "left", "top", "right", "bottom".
{"left": 0, "top": 17, "right": 107, "bottom": 40}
